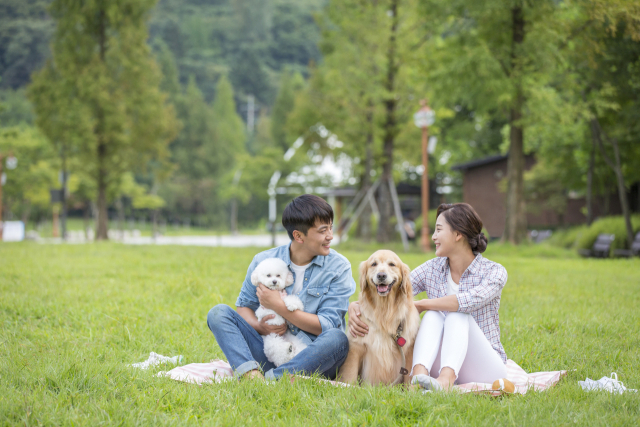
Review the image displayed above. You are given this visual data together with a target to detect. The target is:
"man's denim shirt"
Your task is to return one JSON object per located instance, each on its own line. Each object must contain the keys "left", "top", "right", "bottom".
{"left": 235, "top": 242, "right": 356, "bottom": 346}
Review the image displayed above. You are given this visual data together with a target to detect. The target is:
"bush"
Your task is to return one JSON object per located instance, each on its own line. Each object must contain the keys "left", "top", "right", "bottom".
{"left": 547, "top": 225, "right": 589, "bottom": 249}
{"left": 575, "top": 215, "right": 640, "bottom": 251}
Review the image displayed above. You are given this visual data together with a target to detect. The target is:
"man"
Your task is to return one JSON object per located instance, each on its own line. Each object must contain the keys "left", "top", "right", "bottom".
{"left": 207, "top": 194, "right": 355, "bottom": 380}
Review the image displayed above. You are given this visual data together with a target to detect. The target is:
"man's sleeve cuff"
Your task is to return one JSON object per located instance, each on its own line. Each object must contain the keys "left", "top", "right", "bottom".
{"left": 318, "top": 314, "right": 337, "bottom": 334}
{"left": 235, "top": 298, "right": 259, "bottom": 311}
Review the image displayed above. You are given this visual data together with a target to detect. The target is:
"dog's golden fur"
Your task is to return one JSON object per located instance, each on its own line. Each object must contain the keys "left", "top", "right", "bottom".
{"left": 339, "top": 250, "right": 420, "bottom": 385}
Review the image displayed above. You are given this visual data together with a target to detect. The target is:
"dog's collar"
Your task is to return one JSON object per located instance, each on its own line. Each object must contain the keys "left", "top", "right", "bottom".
{"left": 393, "top": 322, "right": 406, "bottom": 348}
{"left": 391, "top": 321, "right": 409, "bottom": 381}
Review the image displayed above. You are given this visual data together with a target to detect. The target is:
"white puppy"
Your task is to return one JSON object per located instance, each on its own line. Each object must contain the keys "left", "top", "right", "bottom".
{"left": 251, "top": 258, "right": 307, "bottom": 367}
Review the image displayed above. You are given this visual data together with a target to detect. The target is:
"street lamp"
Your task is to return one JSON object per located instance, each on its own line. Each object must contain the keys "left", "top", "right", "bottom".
{"left": 413, "top": 99, "right": 435, "bottom": 252}
{"left": 0, "top": 152, "right": 18, "bottom": 241}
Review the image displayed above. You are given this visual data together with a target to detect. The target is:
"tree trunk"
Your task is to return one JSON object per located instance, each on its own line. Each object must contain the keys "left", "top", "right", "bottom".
{"left": 586, "top": 132, "right": 596, "bottom": 225}
{"left": 116, "top": 197, "right": 125, "bottom": 240}
{"left": 356, "top": 102, "right": 374, "bottom": 242}
{"left": 96, "top": 140, "right": 109, "bottom": 240}
{"left": 95, "top": 8, "right": 109, "bottom": 241}
{"left": 503, "top": 5, "right": 527, "bottom": 244}
{"left": 83, "top": 202, "right": 91, "bottom": 240}
{"left": 376, "top": 0, "right": 399, "bottom": 243}
{"left": 592, "top": 118, "right": 634, "bottom": 247}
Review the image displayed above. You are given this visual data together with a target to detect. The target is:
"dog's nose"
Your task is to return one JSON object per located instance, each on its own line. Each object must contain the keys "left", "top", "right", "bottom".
{"left": 272, "top": 280, "right": 278, "bottom": 285}
{"left": 377, "top": 272, "right": 387, "bottom": 281}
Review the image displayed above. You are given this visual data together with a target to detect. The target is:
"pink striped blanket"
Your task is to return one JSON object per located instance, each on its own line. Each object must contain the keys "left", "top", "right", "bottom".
{"left": 159, "top": 359, "right": 566, "bottom": 395}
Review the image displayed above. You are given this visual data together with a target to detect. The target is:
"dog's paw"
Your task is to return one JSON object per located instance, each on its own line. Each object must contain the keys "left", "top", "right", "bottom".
{"left": 283, "top": 295, "right": 304, "bottom": 312}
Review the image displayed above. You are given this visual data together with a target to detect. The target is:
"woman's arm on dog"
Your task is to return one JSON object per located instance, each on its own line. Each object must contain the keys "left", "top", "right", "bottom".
{"left": 237, "top": 307, "right": 287, "bottom": 336}
{"left": 348, "top": 301, "right": 369, "bottom": 338}
{"left": 414, "top": 295, "right": 459, "bottom": 313}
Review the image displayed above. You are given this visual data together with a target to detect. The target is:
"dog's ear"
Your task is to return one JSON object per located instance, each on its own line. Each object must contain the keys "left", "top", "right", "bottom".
{"left": 400, "top": 262, "right": 412, "bottom": 295}
{"left": 359, "top": 260, "right": 369, "bottom": 291}
{"left": 250, "top": 270, "right": 259, "bottom": 286}
{"left": 286, "top": 271, "right": 294, "bottom": 286}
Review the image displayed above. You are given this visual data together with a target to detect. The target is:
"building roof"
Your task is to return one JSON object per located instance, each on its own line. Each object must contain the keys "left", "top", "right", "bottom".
{"left": 451, "top": 154, "right": 508, "bottom": 171}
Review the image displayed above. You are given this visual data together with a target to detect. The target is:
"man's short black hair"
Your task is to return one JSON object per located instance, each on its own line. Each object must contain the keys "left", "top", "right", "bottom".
{"left": 282, "top": 194, "right": 334, "bottom": 240}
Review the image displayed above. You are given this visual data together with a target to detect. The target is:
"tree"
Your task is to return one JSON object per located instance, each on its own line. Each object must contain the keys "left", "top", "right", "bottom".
{"left": 271, "top": 71, "right": 305, "bottom": 151}
{"left": 29, "top": 0, "right": 178, "bottom": 240}
{"left": 418, "top": 0, "right": 577, "bottom": 243}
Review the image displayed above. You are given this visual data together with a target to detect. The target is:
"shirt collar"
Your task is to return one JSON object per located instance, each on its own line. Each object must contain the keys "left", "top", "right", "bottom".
{"left": 285, "top": 241, "right": 326, "bottom": 268}
{"left": 467, "top": 253, "right": 483, "bottom": 275}
{"left": 443, "top": 253, "right": 483, "bottom": 276}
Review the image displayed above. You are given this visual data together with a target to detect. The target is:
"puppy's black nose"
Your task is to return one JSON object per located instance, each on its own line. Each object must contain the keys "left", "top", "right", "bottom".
{"left": 272, "top": 280, "right": 278, "bottom": 285}
{"left": 377, "top": 272, "right": 387, "bottom": 281}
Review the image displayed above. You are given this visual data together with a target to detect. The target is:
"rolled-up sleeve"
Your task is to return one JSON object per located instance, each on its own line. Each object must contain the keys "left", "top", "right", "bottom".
{"left": 235, "top": 256, "right": 260, "bottom": 311}
{"left": 457, "top": 264, "right": 507, "bottom": 313}
{"left": 316, "top": 264, "right": 356, "bottom": 333}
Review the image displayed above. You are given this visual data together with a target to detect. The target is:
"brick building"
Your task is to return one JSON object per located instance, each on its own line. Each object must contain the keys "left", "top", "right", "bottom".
{"left": 451, "top": 154, "right": 629, "bottom": 238}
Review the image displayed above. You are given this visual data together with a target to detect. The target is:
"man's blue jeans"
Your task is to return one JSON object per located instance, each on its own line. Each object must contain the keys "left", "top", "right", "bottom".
{"left": 207, "top": 304, "right": 349, "bottom": 380}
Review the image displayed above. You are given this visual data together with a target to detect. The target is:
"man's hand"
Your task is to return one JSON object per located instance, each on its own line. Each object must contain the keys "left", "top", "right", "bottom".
{"left": 256, "top": 314, "right": 287, "bottom": 336}
{"left": 257, "top": 284, "right": 286, "bottom": 312}
{"left": 347, "top": 301, "right": 369, "bottom": 338}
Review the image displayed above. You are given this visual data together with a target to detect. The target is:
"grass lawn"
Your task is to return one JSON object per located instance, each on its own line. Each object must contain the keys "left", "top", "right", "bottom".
{"left": 1, "top": 242, "right": 639, "bottom": 426}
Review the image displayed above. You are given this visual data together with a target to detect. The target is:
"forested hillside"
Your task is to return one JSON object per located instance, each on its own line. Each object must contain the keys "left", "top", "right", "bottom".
{"left": 0, "top": 0, "right": 326, "bottom": 230}
{"left": 1, "top": 0, "right": 323, "bottom": 107}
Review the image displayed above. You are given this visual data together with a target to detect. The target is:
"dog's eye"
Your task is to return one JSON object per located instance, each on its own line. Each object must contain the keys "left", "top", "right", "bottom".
{"left": 267, "top": 274, "right": 271, "bottom": 277}
{"left": 389, "top": 263, "right": 396, "bottom": 267}
{"left": 371, "top": 262, "right": 377, "bottom": 267}
{"left": 276, "top": 274, "right": 281, "bottom": 277}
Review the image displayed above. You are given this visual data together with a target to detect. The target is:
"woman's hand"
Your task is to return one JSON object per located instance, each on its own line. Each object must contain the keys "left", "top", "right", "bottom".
{"left": 257, "top": 284, "right": 285, "bottom": 312}
{"left": 414, "top": 299, "right": 429, "bottom": 313}
{"left": 256, "top": 314, "right": 287, "bottom": 336}
{"left": 347, "top": 301, "right": 369, "bottom": 338}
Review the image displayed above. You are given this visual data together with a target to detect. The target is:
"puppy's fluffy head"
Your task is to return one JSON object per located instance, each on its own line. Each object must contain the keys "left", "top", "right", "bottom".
{"left": 359, "top": 250, "right": 411, "bottom": 298}
{"left": 250, "top": 258, "right": 294, "bottom": 291}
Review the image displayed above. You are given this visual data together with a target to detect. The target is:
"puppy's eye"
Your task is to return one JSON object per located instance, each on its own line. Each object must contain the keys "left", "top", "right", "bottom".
{"left": 276, "top": 275, "right": 281, "bottom": 277}
{"left": 389, "top": 263, "right": 396, "bottom": 267}
{"left": 267, "top": 274, "right": 271, "bottom": 277}
{"left": 371, "top": 262, "right": 377, "bottom": 267}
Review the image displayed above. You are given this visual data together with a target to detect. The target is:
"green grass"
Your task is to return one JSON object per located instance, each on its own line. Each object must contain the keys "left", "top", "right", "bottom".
{"left": 1, "top": 243, "right": 639, "bottom": 426}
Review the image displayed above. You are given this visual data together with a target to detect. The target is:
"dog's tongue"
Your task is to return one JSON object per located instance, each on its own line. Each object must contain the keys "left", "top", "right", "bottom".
{"left": 377, "top": 284, "right": 389, "bottom": 293}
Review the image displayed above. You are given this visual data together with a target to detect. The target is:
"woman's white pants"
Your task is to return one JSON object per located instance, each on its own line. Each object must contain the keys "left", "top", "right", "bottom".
{"left": 412, "top": 310, "right": 506, "bottom": 384}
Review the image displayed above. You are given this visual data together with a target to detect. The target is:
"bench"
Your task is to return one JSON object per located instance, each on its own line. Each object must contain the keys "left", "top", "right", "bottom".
{"left": 613, "top": 232, "right": 640, "bottom": 258}
{"left": 579, "top": 234, "right": 615, "bottom": 258}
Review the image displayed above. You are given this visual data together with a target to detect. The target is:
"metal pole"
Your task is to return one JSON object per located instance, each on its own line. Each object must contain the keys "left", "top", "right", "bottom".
{"left": 389, "top": 176, "right": 409, "bottom": 252}
{"left": 269, "top": 195, "right": 276, "bottom": 247}
{"left": 421, "top": 125, "right": 431, "bottom": 252}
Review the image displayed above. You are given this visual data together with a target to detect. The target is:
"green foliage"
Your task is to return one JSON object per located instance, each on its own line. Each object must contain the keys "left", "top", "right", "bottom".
{"left": 27, "top": 0, "right": 179, "bottom": 238}
{"left": 2, "top": 243, "right": 640, "bottom": 425}
{"left": 547, "top": 226, "right": 589, "bottom": 250}
{"left": 149, "top": 0, "right": 324, "bottom": 104}
{"left": 0, "top": 88, "right": 34, "bottom": 125}
{"left": 0, "top": 0, "right": 53, "bottom": 89}
{"left": 0, "top": 125, "right": 58, "bottom": 219}
{"left": 271, "top": 71, "right": 305, "bottom": 151}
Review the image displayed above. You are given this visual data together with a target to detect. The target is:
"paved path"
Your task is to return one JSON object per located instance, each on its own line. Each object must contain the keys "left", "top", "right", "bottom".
{"left": 123, "top": 234, "right": 297, "bottom": 247}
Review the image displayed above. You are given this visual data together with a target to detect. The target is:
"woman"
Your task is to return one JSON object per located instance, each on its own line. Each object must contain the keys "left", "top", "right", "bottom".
{"left": 348, "top": 203, "right": 508, "bottom": 391}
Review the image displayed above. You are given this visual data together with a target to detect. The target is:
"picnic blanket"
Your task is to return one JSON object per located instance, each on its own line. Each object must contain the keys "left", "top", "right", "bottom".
{"left": 159, "top": 359, "right": 566, "bottom": 395}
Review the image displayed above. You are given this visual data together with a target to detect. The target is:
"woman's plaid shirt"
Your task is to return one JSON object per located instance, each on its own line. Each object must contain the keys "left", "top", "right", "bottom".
{"left": 411, "top": 254, "right": 508, "bottom": 363}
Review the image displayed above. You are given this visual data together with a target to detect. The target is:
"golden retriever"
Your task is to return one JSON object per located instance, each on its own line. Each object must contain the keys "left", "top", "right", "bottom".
{"left": 339, "top": 250, "right": 420, "bottom": 385}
